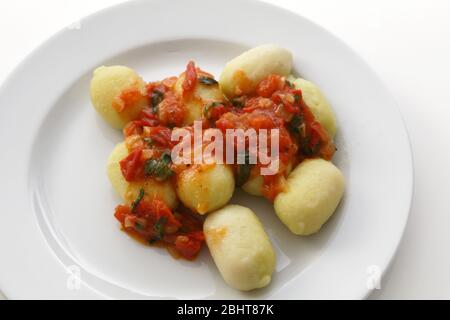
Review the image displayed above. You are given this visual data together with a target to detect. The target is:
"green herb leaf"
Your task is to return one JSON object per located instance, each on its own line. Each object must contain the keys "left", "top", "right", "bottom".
{"left": 300, "top": 137, "right": 320, "bottom": 156}
{"left": 131, "top": 188, "right": 145, "bottom": 213}
{"left": 204, "top": 101, "right": 223, "bottom": 119}
{"left": 288, "top": 114, "right": 303, "bottom": 134}
{"left": 231, "top": 97, "right": 245, "bottom": 108}
{"left": 154, "top": 216, "right": 167, "bottom": 241}
{"left": 135, "top": 221, "right": 145, "bottom": 230}
{"left": 198, "top": 76, "right": 218, "bottom": 85}
{"left": 144, "top": 153, "right": 174, "bottom": 181}
{"left": 151, "top": 89, "right": 164, "bottom": 113}
{"left": 294, "top": 93, "right": 301, "bottom": 103}
{"left": 236, "top": 151, "right": 253, "bottom": 187}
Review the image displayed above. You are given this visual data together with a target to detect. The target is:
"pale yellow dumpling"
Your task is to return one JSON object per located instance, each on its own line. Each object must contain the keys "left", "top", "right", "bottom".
{"left": 174, "top": 72, "right": 224, "bottom": 125}
{"left": 219, "top": 44, "right": 293, "bottom": 98}
{"left": 204, "top": 205, "right": 276, "bottom": 291}
{"left": 106, "top": 142, "right": 129, "bottom": 199}
{"left": 274, "top": 159, "right": 345, "bottom": 235}
{"left": 125, "top": 180, "right": 178, "bottom": 210}
{"left": 242, "top": 175, "right": 264, "bottom": 196}
{"left": 176, "top": 163, "right": 235, "bottom": 215}
{"left": 106, "top": 142, "right": 178, "bottom": 209}
{"left": 293, "top": 78, "right": 337, "bottom": 138}
{"left": 90, "top": 65, "right": 148, "bottom": 129}
{"left": 241, "top": 162, "right": 293, "bottom": 197}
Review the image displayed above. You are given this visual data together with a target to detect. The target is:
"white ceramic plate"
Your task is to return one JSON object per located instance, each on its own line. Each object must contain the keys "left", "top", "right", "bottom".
{"left": 0, "top": 0, "right": 412, "bottom": 299}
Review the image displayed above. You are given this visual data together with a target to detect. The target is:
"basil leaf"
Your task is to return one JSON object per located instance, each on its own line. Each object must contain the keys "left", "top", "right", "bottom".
{"left": 288, "top": 114, "right": 303, "bottom": 134}
{"left": 236, "top": 151, "right": 253, "bottom": 187}
{"left": 231, "top": 97, "right": 245, "bottom": 108}
{"left": 300, "top": 137, "right": 320, "bottom": 156}
{"left": 154, "top": 216, "right": 167, "bottom": 241}
{"left": 144, "top": 153, "right": 174, "bottom": 181}
{"left": 151, "top": 89, "right": 164, "bottom": 113}
{"left": 135, "top": 221, "right": 145, "bottom": 230}
{"left": 236, "top": 164, "right": 252, "bottom": 187}
{"left": 198, "top": 76, "right": 218, "bottom": 85}
{"left": 131, "top": 188, "right": 145, "bottom": 213}
{"left": 204, "top": 101, "right": 223, "bottom": 119}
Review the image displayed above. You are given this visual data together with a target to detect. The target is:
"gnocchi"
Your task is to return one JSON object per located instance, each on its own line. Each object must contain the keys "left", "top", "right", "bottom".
{"left": 274, "top": 159, "right": 345, "bottom": 235}
{"left": 241, "top": 162, "right": 294, "bottom": 197}
{"left": 106, "top": 142, "right": 178, "bottom": 209}
{"left": 219, "top": 44, "right": 293, "bottom": 98}
{"left": 175, "top": 71, "right": 224, "bottom": 126}
{"left": 204, "top": 205, "right": 276, "bottom": 291}
{"left": 241, "top": 174, "right": 264, "bottom": 196}
{"left": 90, "top": 65, "right": 148, "bottom": 129}
{"left": 293, "top": 78, "right": 337, "bottom": 138}
{"left": 176, "top": 163, "right": 235, "bottom": 214}
{"left": 106, "top": 142, "right": 129, "bottom": 199}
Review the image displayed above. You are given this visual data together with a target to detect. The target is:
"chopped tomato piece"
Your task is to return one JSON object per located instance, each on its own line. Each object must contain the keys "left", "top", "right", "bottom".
{"left": 182, "top": 61, "right": 197, "bottom": 95}
{"left": 113, "top": 87, "right": 146, "bottom": 113}
{"left": 145, "top": 126, "right": 174, "bottom": 148}
{"left": 157, "top": 91, "right": 186, "bottom": 127}
{"left": 119, "top": 148, "right": 144, "bottom": 181}
{"left": 123, "top": 116, "right": 160, "bottom": 137}
{"left": 174, "top": 231, "right": 205, "bottom": 260}
{"left": 256, "top": 74, "right": 285, "bottom": 97}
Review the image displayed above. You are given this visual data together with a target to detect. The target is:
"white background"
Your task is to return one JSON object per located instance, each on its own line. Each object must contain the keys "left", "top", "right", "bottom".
{"left": 0, "top": 0, "right": 449, "bottom": 299}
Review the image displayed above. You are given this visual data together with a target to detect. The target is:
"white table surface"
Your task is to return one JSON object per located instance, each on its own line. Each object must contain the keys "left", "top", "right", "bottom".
{"left": 1, "top": 0, "right": 449, "bottom": 300}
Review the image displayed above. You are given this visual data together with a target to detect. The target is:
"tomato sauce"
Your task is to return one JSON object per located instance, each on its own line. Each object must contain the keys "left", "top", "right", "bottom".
{"left": 114, "top": 199, "right": 204, "bottom": 260}
{"left": 113, "top": 64, "right": 335, "bottom": 260}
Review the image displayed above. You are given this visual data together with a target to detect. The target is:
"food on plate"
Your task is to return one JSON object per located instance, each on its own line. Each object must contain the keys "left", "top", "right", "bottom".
{"left": 114, "top": 199, "right": 204, "bottom": 260}
{"left": 107, "top": 142, "right": 178, "bottom": 208}
{"left": 176, "top": 163, "right": 235, "bottom": 215}
{"left": 174, "top": 64, "right": 225, "bottom": 125}
{"left": 293, "top": 78, "right": 337, "bottom": 138}
{"left": 91, "top": 44, "right": 344, "bottom": 291}
{"left": 204, "top": 205, "right": 275, "bottom": 291}
{"left": 90, "top": 66, "right": 148, "bottom": 129}
{"left": 219, "top": 44, "right": 292, "bottom": 98}
{"left": 274, "top": 158, "right": 345, "bottom": 235}
{"left": 241, "top": 172, "right": 264, "bottom": 196}
{"left": 107, "top": 142, "right": 129, "bottom": 199}
{"left": 241, "top": 162, "right": 293, "bottom": 197}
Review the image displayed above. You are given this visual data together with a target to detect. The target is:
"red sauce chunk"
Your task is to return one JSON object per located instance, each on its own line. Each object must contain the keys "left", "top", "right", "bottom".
{"left": 113, "top": 87, "right": 146, "bottom": 113}
{"left": 182, "top": 61, "right": 197, "bottom": 95}
{"left": 114, "top": 199, "right": 204, "bottom": 260}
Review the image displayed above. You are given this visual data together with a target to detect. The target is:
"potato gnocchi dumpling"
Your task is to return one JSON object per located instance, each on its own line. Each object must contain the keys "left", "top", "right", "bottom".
{"left": 176, "top": 163, "right": 235, "bottom": 215}
{"left": 274, "top": 159, "right": 345, "bottom": 235}
{"left": 175, "top": 70, "right": 224, "bottom": 125}
{"left": 241, "top": 174, "right": 264, "bottom": 196}
{"left": 204, "top": 205, "right": 276, "bottom": 291}
{"left": 106, "top": 142, "right": 178, "bottom": 209}
{"left": 125, "top": 180, "right": 178, "bottom": 210}
{"left": 293, "top": 78, "right": 337, "bottom": 138}
{"left": 241, "top": 162, "right": 293, "bottom": 197}
{"left": 90, "top": 66, "right": 148, "bottom": 129}
{"left": 107, "top": 142, "right": 129, "bottom": 199}
{"left": 219, "top": 44, "right": 293, "bottom": 98}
